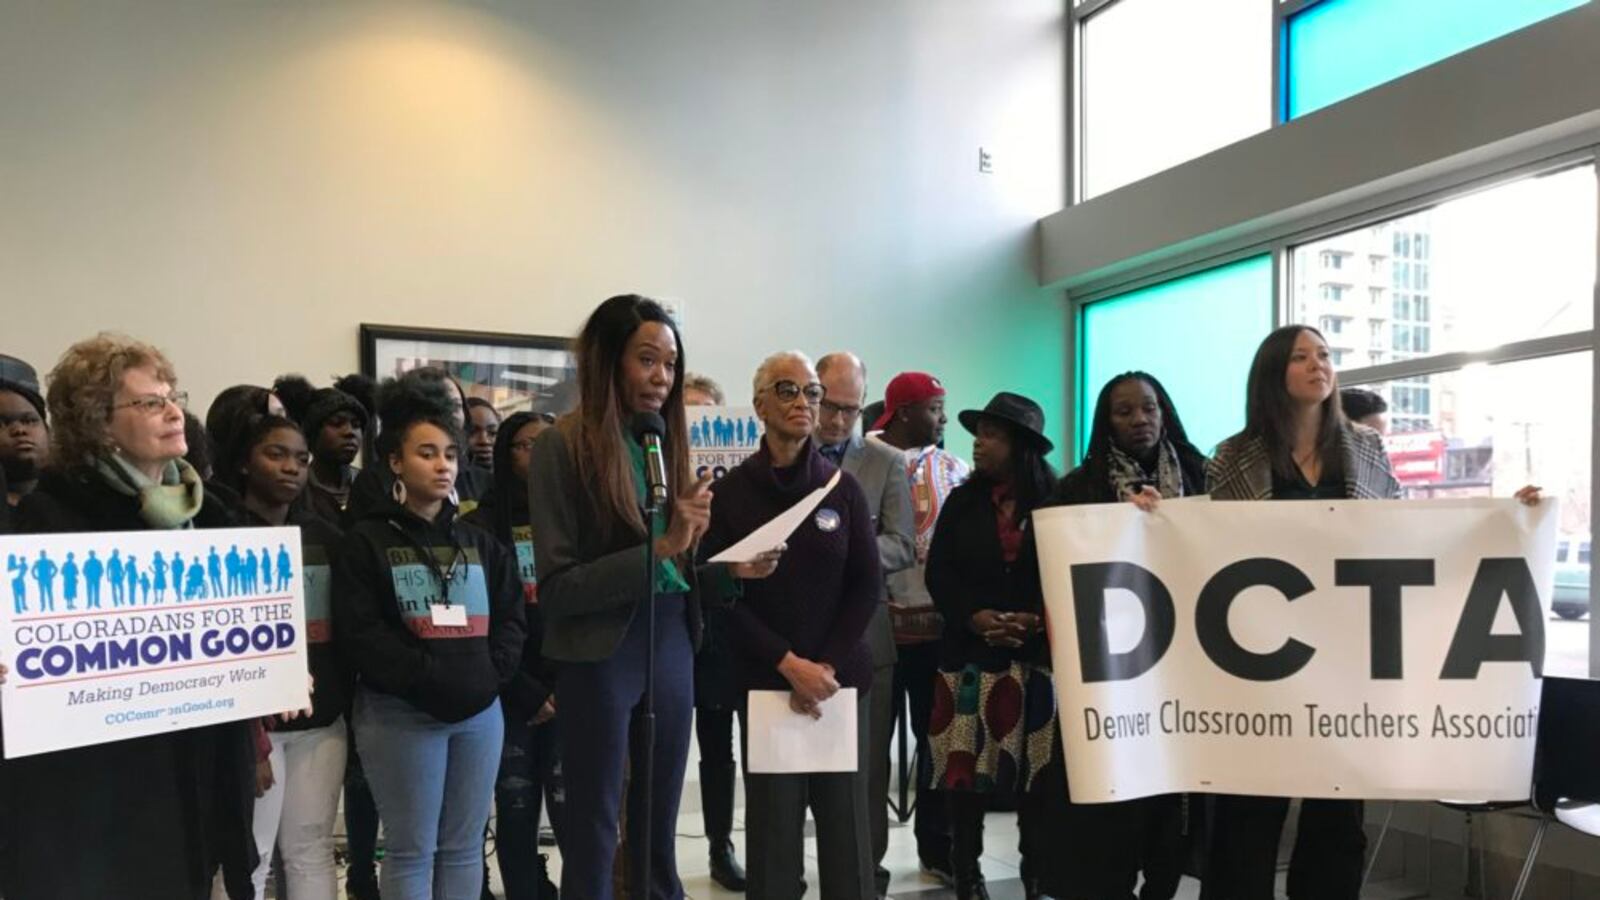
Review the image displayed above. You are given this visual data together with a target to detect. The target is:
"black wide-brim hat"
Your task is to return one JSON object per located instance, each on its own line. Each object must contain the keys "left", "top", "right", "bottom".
{"left": 958, "top": 391, "right": 1053, "bottom": 454}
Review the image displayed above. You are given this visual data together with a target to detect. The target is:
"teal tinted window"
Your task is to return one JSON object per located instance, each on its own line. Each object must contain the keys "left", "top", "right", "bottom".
{"left": 1078, "top": 255, "right": 1273, "bottom": 461}
{"left": 1287, "top": 0, "right": 1585, "bottom": 119}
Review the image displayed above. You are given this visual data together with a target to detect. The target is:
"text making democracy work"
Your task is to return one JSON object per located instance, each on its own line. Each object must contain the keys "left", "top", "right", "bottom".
{"left": 10, "top": 602, "right": 298, "bottom": 682}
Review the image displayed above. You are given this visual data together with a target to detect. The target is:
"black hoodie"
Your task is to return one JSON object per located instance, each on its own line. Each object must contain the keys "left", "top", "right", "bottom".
{"left": 238, "top": 506, "right": 354, "bottom": 732}
{"left": 460, "top": 412, "right": 558, "bottom": 719}
{"left": 332, "top": 495, "right": 526, "bottom": 724}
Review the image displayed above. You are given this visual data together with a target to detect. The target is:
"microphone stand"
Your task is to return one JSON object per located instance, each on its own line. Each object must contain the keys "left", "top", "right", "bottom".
{"left": 635, "top": 489, "right": 662, "bottom": 896}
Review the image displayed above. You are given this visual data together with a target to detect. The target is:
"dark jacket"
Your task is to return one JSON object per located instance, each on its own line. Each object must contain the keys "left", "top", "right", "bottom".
{"left": 925, "top": 475, "right": 1047, "bottom": 670}
{"left": 305, "top": 463, "right": 358, "bottom": 528}
{"left": 332, "top": 496, "right": 526, "bottom": 723}
{"left": 526, "top": 427, "right": 712, "bottom": 663}
{"left": 7, "top": 467, "right": 258, "bottom": 900}
{"left": 700, "top": 439, "right": 882, "bottom": 692}
{"left": 460, "top": 439, "right": 558, "bottom": 720}
{"left": 239, "top": 506, "right": 354, "bottom": 731}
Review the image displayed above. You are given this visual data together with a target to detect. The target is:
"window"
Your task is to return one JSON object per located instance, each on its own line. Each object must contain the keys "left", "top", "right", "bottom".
{"left": 1078, "top": 255, "right": 1273, "bottom": 458}
{"left": 1286, "top": 0, "right": 1586, "bottom": 118}
{"left": 1320, "top": 251, "right": 1345, "bottom": 270}
{"left": 1319, "top": 316, "right": 1344, "bottom": 335}
{"left": 1080, "top": 0, "right": 1271, "bottom": 199}
{"left": 1358, "top": 353, "right": 1593, "bottom": 677}
{"left": 1292, "top": 165, "right": 1596, "bottom": 369}
{"left": 1330, "top": 349, "right": 1347, "bottom": 366}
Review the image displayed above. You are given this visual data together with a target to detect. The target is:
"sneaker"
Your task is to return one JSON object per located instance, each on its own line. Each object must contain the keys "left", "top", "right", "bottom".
{"left": 919, "top": 858, "right": 955, "bottom": 886}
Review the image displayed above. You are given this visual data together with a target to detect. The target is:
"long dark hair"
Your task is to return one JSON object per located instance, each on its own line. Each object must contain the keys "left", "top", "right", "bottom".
{"left": 1244, "top": 325, "right": 1346, "bottom": 481}
{"left": 486, "top": 410, "right": 539, "bottom": 541}
{"left": 558, "top": 295, "right": 690, "bottom": 542}
{"left": 1081, "top": 371, "right": 1207, "bottom": 499}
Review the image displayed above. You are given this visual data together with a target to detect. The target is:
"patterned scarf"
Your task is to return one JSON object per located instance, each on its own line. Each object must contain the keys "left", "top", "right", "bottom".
{"left": 93, "top": 453, "right": 206, "bottom": 529}
{"left": 1107, "top": 439, "right": 1185, "bottom": 501}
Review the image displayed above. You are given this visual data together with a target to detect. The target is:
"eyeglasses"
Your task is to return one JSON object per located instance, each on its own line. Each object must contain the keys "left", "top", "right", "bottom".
{"left": 112, "top": 392, "right": 188, "bottom": 416}
{"left": 819, "top": 399, "right": 862, "bottom": 420}
{"left": 509, "top": 439, "right": 537, "bottom": 453}
{"left": 764, "top": 380, "right": 824, "bottom": 406}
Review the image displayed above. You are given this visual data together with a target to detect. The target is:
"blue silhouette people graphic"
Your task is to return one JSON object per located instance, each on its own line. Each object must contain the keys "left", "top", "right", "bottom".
{"left": 225, "top": 545, "right": 242, "bottom": 597}
{"left": 185, "top": 563, "right": 205, "bottom": 600}
{"left": 170, "top": 553, "right": 187, "bottom": 603}
{"left": 259, "top": 548, "right": 272, "bottom": 593}
{"left": 32, "top": 551, "right": 58, "bottom": 612}
{"left": 83, "top": 550, "right": 103, "bottom": 609}
{"left": 124, "top": 554, "right": 140, "bottom": 606}
{"left": 207, "top": 546, "right": 223, "bottom": 597}
{"left": 736, "top": 418, "right": 746, "bottom": 445}
{"left": 7, "top": 554, "right": 26, "bottom": 614}
{"left": 61, "top": 552, "right": 80, "bottom": 611}
{"left": 152, "top": 551, "right": 167, "bottom": 603}
{"left": 747, "top": 416, "right": 759, "bottom": 444}
{"left": 690, "top": 420, "right": 702, "bottom": 447}
{"left": 276, "top": 544, "right": 293, "bottom": 591}
{"left": 139, "top": 572, "right": 151, "bottom": 605}
{"left": 108, "top": 550, "right": 125, "bottom": 607}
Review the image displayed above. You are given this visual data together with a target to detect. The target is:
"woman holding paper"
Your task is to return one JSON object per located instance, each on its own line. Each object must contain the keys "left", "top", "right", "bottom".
{"left": 923, "top": 392, "right": 1058, "bottom": 900}
{"left": 331, "top": 376, "right": 526, "bottom": 900}
{"left": 699, "top": 350, "right": 882, "bottom": 899}
{"left": 8, "top": 333, "right": 259, "bottom": 899}
{"left": 526, "top": 295, "right": 778, "bottom": 900}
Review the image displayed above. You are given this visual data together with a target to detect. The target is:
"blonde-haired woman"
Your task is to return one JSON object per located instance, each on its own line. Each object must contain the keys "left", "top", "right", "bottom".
{"left": 8, "top": 333, "right": 258, "bottom": 899}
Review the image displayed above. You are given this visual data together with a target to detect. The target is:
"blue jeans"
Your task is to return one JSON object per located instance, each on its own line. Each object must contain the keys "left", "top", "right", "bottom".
{"left": 353, "top": 688, "right": 504, "bottom": 900}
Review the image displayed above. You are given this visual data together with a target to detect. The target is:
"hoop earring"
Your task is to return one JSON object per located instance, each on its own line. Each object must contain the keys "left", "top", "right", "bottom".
{"left": 391, "top": 478, "right": 407, "bottom": 506}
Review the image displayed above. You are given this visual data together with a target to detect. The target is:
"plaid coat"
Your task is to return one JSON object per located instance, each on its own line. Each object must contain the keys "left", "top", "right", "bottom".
{"left": 1206, "top": 423, "right": 1400, "bottom": 501}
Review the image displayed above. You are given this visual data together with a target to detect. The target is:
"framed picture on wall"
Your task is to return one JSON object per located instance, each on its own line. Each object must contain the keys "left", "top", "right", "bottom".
{"left": 359, "top": 323, "right": 577, "bottom": 416}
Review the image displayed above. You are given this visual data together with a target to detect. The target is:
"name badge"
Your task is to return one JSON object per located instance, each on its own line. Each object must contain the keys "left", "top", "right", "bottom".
{"left": 431, "top": 603, "right": 468, "bottom": 627}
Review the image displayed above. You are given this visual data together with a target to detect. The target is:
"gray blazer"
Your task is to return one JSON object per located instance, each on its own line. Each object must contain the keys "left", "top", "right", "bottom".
{"left": 840, "top": 433, "right": 917, "bottom": 667}
{"left": 1207, "top": 423, "right": 1401, "bottom": 501}
{"left": 527, "top": 426, "right": 707, "bottom": 663}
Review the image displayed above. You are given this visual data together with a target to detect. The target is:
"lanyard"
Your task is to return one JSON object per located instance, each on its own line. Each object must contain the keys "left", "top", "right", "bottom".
{"left": 387, "top": 520, "right": 467, "bottom": 607}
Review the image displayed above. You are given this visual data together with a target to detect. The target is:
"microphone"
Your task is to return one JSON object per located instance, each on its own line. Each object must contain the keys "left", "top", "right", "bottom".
{"left": 630, "top": 411, "right": 670, "bottom": 510}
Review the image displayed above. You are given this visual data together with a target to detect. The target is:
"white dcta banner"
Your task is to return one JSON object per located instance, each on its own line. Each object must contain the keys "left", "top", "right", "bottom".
{"left": 1036, "top": 497, "right": 1558, "bottom": 804}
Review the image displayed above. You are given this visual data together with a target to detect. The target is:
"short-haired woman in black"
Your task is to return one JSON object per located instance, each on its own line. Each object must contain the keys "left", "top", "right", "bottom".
{"left": 1052, "top": 372, "right": 1208, "bottom": 900}
{"left": 925, "top": 392, "right": 1058, "bottom": 900}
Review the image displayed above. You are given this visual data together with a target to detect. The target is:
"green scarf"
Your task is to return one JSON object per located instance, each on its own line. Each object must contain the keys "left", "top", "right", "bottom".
{"left": 625, "top": 437, "right": 692, "bottom": 594}
{"left": 93, "top": 454, "right": 206, "bottom": 530}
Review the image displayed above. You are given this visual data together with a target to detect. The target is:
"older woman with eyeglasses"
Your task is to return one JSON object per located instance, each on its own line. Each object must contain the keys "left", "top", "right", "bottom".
{"left": 700, "top": 350, "right": 883, "bottom": 898}
{"left": 6, "top": 333, "right": 260, "bottom": 899}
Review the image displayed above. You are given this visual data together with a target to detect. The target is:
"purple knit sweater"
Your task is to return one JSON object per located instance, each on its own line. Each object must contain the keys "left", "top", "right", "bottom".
{"left": 701, "top": 438, "right": 882, "bottom": 693}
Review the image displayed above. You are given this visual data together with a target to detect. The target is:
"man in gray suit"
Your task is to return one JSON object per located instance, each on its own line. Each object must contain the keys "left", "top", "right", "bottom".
{"left": 816, "top": 352, "right": 917, "bottom": 896}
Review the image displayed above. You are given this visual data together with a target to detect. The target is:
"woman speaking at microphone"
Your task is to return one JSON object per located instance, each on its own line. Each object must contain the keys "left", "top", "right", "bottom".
{"left": 528, "top": 295, "right": 778, "bottom": 900}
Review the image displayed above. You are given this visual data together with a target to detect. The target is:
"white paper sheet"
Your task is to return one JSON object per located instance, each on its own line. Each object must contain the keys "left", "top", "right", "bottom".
{"left": 746, "top": 688, "right": 858, "bottom": 774}
{"left": 709, "top": 470, "right": 842, "bottom": 563}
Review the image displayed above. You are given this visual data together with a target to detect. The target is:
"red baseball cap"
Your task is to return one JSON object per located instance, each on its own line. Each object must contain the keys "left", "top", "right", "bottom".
{"left": 871, "top": 371, "right": 945, "bottom": 431}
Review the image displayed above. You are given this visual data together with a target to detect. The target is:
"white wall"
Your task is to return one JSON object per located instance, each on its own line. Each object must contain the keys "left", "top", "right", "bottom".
{"left": 0, "top": 1, "right": 1065, "bottom": 462}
